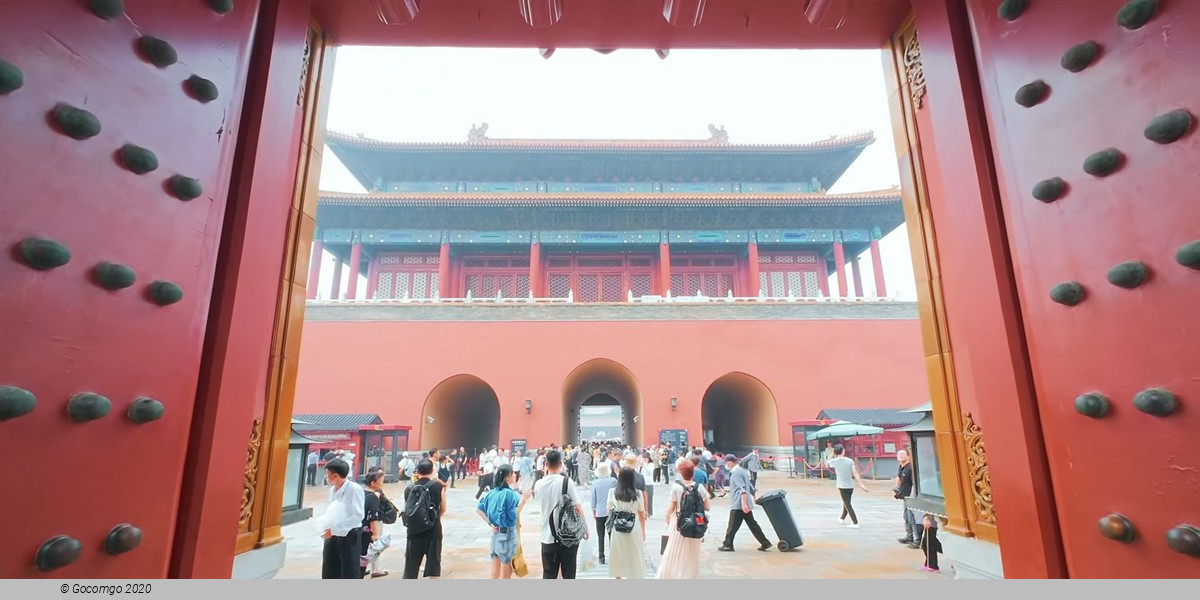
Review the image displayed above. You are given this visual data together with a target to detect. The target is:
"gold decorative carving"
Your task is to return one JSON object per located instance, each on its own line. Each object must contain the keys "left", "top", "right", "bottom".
{"left": 297, "top": 35, "right": 312, "bottom": 106}
{"left": 903, "top": 31, "right": 926, "bottom": 109}
{"left": 239, "top": 419, "right": 264, "bottom": 526}
{"left": 963, "top": 412, "right": 995, "bottom": 525}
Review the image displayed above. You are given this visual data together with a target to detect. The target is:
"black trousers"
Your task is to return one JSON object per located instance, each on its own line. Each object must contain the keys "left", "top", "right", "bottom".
{"left": 541, "top": 542, "right": 578, "bottom": 579}
{"left": 321, "top": 529, "right": 362, "bottom": 579}
{"left": 722, "top": 509, "right": 770, "bottom": 548}
{"left": 306, "top": 464, "right": 317, "bottom": 486}
{"left": 476, "top": 473, "right": 492, "bottom": 499}
{"left": 404, "top": 526, "right": 443, "bottom": 578}
{"left": 594, "top": 517, "right": 608, "bottom": 558}
{"left": 653, "top": 467, "right": 662, "bottom": 483}
{"left": 839, "top": 488, "right": 859, "bottom": 524}
{"left": 922, "top": 525, "right": 942, "bottom": 570}
{"left": 750, "top": 471, "right": 758, "bottom": 487}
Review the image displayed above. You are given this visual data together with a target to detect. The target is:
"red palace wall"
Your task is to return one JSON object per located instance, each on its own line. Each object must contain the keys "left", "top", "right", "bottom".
{"left": 292, "top": 316, "right": 928, "bottom": 451}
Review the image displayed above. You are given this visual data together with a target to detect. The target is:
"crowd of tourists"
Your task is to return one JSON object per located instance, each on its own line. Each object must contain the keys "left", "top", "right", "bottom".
{"left": 314, "top": 439, "right": 944, "bottom": 580}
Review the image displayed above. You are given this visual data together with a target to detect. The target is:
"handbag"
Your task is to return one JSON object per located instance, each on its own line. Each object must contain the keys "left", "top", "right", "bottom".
{"left": 511, "top": 517, "right": 529, "bottom": 577}
{"left": 609, "top": 510, "right": 636, "bottom": 533}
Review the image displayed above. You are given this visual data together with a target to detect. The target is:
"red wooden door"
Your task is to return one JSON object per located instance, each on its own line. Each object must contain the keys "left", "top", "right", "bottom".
{"left": 969, "top": 0, "right": 1200, "bottom": 576}
{"left": 0, "top": 1, "right": 259, "bottom": 577}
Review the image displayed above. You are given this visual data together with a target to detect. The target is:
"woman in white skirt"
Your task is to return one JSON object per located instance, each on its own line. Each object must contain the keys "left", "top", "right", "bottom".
{"left": 606, "top": 467, "right": 648, "bottom": 578}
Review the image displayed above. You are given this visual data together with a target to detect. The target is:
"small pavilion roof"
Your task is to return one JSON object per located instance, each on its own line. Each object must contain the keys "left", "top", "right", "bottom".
{"left": 292, "top": 413, "right": 383, "bottom": 432}
{"left": 815, "top": 408, "right": 923, "bottom": 427}
{"left": 317, "top": 187, "right": 902, "bottom": 208}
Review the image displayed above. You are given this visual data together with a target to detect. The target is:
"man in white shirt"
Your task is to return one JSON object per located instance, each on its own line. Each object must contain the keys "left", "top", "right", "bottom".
{"left": 530, "top": 449, "right": 588, "bottom": 579}
{"left": 319, "top": 458, "right": 365, "bottom": 579}
{"left": 477, "top": 448, "right": 497, "bottom": 499}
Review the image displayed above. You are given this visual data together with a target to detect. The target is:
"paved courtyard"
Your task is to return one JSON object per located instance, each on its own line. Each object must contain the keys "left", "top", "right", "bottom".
{"left": 277, "top": 470, "right": 952, "bottom": 579}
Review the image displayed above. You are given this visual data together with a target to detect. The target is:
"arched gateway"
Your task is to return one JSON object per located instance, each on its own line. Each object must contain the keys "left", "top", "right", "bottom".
{"left": 561, "top": 358, "right": 643, "bottom": 447}
{"left": 701, "top": 372, "right": 781, "bottom": 454}
{"left": 421, "top": 374, "right": 501, "bottom": 454}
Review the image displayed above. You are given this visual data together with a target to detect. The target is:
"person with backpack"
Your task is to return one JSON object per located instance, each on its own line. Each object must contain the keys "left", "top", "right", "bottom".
{"left": 360, "top": 468, "right": 395, "bottom": 578}
{"left": 475, "top": 463, "right": 528, "bottom": 579}
{"left": 606, "top": 467, "right": 648, "bottom": 579}
{"left": 657, "top": 460, "right": 711, "bottom": 579}
{"left": 531, "top": 449, "right": 588, "bottom": 579}
{"left": 402, "top": 458, "right": 447, "bottom": 579}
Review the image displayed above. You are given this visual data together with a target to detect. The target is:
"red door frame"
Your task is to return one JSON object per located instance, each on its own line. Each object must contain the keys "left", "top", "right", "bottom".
{"left": 163, "top": 0, "right": 1068, "bottom": 579}
{"left": 172, "top": 0, "right": 316, "bottom": 578}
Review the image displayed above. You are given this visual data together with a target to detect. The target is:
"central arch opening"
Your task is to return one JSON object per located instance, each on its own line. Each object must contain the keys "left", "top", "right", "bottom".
{"left": 701, "top": 372, "right": 780, "bottom": 455}
{"left": 561, "top": 358, "right": 643, "bottom": 447}
{"left": 579, "top": 393, "right": 623, "bottom": 443}
{"left": 421, "top": 374, "right": 501, "bottom": 455}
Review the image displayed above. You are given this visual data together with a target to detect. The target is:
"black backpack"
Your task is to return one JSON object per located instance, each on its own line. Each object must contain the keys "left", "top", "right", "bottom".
{"left": 403, "top": 480, "right": 437, "bottom": 534}
{"left": 676, "top": 483, "right": 708, "bottom": 539}
{"left": 378, "top": 491, "right": 399, "bottom": 525}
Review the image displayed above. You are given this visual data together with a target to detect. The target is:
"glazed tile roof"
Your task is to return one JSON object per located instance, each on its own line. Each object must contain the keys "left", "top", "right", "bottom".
{"left": 815, "top": 408, "right": 924, "bottom": 427}
{"left": 318, "top": 188, "right": 902, "bottom": 208}
{"left": 325, "top": 130, "right": 876, "bottom": 154}
{"left": 292, "top": 413, "right": 384, "bottom": 432}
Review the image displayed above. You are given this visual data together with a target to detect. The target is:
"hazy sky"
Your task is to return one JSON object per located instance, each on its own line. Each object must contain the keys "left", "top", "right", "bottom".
{"left": 317, "top": 47, "right": 915, "bottom": 300}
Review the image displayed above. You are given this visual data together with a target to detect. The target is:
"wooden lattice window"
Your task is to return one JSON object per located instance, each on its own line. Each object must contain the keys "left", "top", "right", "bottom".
{"left": 373, "top": 253, "right": 439, "bottom": 299}
{"left": 544, "top": 254, "right": 655, "bottom": 302}
{"left": 669, "top": 254, "right": 739, "bottom": 297}
{"left": 461, "top": 255, "right": 530, "bottom": 298}
{"left": 759, "top": 251, "right": 823, "bottom": 297}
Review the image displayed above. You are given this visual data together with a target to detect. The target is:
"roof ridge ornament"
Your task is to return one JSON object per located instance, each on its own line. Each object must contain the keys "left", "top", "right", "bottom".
{"left": 707, "top": 124, "right": 729, "bottom": 143}
{"left": 468, "top": 122, "right": 489, "bottom": 143}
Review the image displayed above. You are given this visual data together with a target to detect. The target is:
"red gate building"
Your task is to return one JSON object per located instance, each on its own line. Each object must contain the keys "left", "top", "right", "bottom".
{"left": 294, "top": 127, "right": 923, "bottom": 456}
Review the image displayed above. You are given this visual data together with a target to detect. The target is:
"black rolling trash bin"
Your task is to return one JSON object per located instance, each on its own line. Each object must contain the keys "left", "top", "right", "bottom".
{"left": 756, "top": 489, "right": 803, "bottom": 551}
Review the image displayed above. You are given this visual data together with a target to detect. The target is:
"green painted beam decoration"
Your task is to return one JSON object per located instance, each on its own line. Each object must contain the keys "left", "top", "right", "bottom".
{"left": 359, "top": 230, "right": 443, "bottom": 245}
{"left": 448, "top": 231, "right": 532, "bottom": 244}
{"left": 668, "top": 231, "right": 750, "bottom": 244}
{"left": 539, "top": 231, "right": 661, "bottom": 245}
{"left": 756, "top": 229, "right": 835, "bottom": 244}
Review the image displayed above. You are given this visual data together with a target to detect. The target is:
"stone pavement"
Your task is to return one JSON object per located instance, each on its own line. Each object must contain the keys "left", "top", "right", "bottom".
{"left": 276, "top": 471, "right": 952, "bottom": 579}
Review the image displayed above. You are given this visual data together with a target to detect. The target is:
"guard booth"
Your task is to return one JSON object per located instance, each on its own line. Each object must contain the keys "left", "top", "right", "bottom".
{"left": 358, "top": 424, "right": 411, "bottom": 483}
{"left": 789, "top": 420, "right": 837, "bottom": 477}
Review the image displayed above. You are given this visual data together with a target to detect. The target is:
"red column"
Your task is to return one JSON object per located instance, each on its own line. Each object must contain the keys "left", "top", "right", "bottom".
{"left": 851, "top": 257, "right": 864, "bottom": 297}
{"left": 365, "top": 255, "right": 378, "bottom": 299}
{"left": 346, "top": 239, "right": 363, "bottom": 299}
{"left": 437, "top": 241, "right": 451, "bottom": 298}
{"left": 746, "top": 241, "right": 761, "bottom": 297}
{"left": 659, "top": 240, "right": 672, "bottom": 296}
{"left": 529, "top": 241, "right": 541, "bottom": 297}
{"left": 306, "top": 239, "right": 323, "bottom": 299}
{"left": 329, "top": 257, "right": 343, "bottom": 300}
{"left": 818, "top": 258, "right": 830, "bottom": 297}
{"left": 870, "top": 239, "right": 887, "bottom": 298}
{"left": 832, "top": 240, "right": 848, "bottom": 298}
